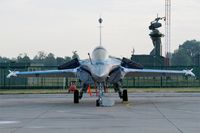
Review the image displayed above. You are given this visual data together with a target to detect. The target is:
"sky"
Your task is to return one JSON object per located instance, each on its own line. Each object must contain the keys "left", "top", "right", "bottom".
{"left": 0, "top": 0, "right": 200, "bottom": 59}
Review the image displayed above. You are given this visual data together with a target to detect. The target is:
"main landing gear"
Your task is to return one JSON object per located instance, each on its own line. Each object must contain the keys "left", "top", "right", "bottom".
{"left": 73, "top": 83, "right": 88, "bottom": 104}
{"left": 122, "top": 89, "right": 128, "bottom": 102}
{"left": 114, "top": 83, "right": 128, "bottom": 102}
{"left": 73, "top": 83, "right": 128, "bottom": 106}
{"left": 74, "top": 90, "right": 79, "bottom": 103}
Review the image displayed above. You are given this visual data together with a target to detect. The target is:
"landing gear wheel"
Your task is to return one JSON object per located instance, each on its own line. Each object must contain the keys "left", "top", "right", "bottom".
{"left": 123, "top": 89, "right": 128, "bottom": 102}
{"left": 96, "top": 99, "right": 100, "bottom": 107}
{"left": 74, "top": 90, "right": 79, "bottom": 103}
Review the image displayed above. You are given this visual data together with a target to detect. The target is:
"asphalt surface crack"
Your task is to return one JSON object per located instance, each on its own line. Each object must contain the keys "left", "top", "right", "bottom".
{"left": 152, "top": 101, "right": 184, "bottom": 133}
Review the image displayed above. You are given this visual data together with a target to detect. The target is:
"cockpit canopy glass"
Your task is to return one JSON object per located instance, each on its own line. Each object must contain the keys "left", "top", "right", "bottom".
{"left": 92, "top": 46, "right": 108, "bottom": 61}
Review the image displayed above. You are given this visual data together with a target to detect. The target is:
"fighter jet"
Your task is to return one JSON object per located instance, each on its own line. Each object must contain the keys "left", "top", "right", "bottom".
{"left": 7, "top": 18, "right": 195, "bottom": 106}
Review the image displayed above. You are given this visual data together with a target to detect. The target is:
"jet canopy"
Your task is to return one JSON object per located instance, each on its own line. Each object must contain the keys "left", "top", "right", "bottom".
{"left": 92, "top": 46, "right": 108, "bottom": 61}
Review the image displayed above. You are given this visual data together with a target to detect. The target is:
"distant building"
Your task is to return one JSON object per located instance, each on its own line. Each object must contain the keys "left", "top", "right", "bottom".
{"left": 131, "top": 55, "right": 165, "bottom": 67}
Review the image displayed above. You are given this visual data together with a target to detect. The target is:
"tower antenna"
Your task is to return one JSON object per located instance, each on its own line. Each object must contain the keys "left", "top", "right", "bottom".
{"left": 165, "top": 0, "right": 171, "bottom": 63}
{"left": 98, "top": 17, "right": 103, "bottom": 46}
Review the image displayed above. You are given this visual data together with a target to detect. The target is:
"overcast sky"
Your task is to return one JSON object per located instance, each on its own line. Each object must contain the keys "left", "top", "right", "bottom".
{"left": 0, "top": 0, "right": 200, "bottom": 59}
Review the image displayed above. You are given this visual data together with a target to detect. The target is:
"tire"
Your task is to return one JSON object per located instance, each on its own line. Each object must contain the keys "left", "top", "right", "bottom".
{"left": 74, "top": 90, "right": 79, "bottom": 103}
{"left": 96, "top": 99, "right": 100, "bottom": 107}
{"left": 123, "top": 89, "right": 128, "bottom": 102}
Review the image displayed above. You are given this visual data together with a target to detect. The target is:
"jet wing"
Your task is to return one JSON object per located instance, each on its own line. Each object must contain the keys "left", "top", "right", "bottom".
{"left": 123, "top": 67, "right": 195, "bottom": 77}
{"left": 7, "top": 69, "right": 77, "bottom": 78}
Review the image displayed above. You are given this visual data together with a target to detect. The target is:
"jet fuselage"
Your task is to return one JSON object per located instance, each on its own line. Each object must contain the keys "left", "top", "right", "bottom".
{"left": 80, "top": 46, "right": 121, "bottom": 83}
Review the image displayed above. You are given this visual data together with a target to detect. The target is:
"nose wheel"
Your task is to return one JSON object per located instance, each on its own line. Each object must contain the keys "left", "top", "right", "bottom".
{"left": 96, "top": 98, "right": 101, "bottom": 107}
{"left": 95, "top": 83, "right": 104, "bottom": 107}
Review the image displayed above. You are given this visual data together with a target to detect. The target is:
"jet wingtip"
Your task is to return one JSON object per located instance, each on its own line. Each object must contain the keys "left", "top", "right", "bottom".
{"left": 7, "top": 70, "right": 18, "bottom": 78}
{"left": 184, "top": 69, "right": 195, "bottom": 77}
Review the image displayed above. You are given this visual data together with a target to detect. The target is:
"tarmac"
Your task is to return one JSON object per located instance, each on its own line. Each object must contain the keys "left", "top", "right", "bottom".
{"left": 0, "top": 93, "right": 200, "bottom": 133}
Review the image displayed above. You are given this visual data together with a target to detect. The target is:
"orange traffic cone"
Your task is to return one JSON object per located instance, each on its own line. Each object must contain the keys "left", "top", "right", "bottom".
{"left": 87, "top": 84, "right": 92, "bottom": 97}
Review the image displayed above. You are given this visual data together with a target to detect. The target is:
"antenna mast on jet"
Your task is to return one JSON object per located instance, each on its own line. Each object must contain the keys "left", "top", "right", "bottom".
{"left": 98, "top": 17, "right": 103, "bottom": 46}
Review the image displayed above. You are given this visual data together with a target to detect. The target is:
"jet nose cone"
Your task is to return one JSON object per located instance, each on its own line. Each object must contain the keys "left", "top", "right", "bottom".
{"left": 92, "top": 65, "right": 109, "bottom": 81}
{"left": 95, "top": 71, "right": 106, "bottom": 77}
{"left": 94, "top": 71, "right": 107, "bottom": 81}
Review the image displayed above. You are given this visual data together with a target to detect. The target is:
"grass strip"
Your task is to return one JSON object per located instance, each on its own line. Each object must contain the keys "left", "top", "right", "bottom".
{"left": 0, "top": 88, "right": 200, "bottom": 94}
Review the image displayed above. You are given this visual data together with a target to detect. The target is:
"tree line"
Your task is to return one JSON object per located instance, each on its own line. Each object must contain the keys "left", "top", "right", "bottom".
{"left": 1, "top": 39, "right": 200, "bottom": 66}
{"left": 0, "top": 51, "right": 79, "bottom": 66}
{"left": 171, "top": 39, "right": 200, "bottom": 66}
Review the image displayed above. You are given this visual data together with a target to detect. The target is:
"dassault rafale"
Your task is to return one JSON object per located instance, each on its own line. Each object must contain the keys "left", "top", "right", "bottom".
{"left": 7, "top": 18, "right": 195, "bottom": 106}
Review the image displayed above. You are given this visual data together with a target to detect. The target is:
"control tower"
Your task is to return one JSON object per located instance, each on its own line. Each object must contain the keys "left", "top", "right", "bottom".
{"left": 149, "top": 16, "right": 165, "bottom": 56}
{"left": 131, "top": 16, "right": 166, "bottom": 67}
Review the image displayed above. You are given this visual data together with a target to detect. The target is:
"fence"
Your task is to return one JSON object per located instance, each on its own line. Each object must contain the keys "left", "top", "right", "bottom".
{"left": 0, "top": 63, "right": 200, "bottom": 89}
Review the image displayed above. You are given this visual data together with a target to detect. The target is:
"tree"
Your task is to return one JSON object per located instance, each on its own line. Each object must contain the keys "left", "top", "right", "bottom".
{"left": 0, "top": 56, "right": 10, "bottom": 63}
{"left": 65, "top": 56, "right": 71, "bottom": 62}
{"left": 171, "top": 40, "right": 200, "bottom": 66}
{"left": 179, "top": 40, "right": 200, "bottom": 57}
{"left": 171, "top": 49, "right": 192, "bottom": 66}
{"left": 17, "top": 53, "right": 31, "bottom": 63}
{"left": 56, "top": 57, "right": 66, "bottom": 66}
{"left": 33, "top": 51, "right": 47, "bottom": 64}
{"left": 43, "top": 53, "right": 57, "bottom": 66}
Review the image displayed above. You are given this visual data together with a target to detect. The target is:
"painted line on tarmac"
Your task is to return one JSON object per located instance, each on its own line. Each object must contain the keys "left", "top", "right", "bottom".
{"left": 0, "top": 121, "right": 20, "bottom": 124}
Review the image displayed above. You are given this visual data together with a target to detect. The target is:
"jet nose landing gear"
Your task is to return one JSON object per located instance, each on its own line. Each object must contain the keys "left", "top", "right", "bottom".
{"left": 96, "top": 97, "right": 115, "bottom": 107}
{"left": 95, "top": 83, "right": 115, "bottom": 107}
{"left": 96, "top": 98, "right": 101, "bottom": 107}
